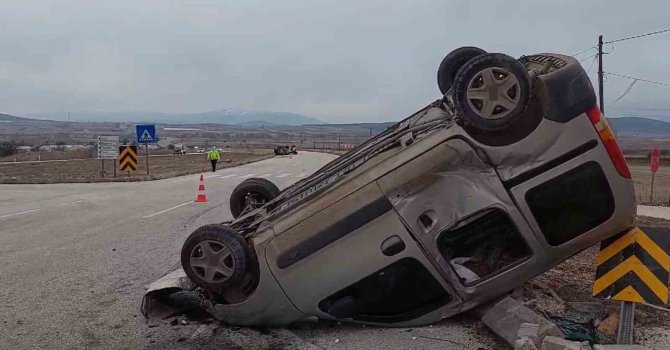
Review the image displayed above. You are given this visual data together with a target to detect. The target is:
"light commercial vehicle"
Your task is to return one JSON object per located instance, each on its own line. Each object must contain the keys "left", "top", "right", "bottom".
{"left": 143, "top": 47, "right": 635, "bottom": 327}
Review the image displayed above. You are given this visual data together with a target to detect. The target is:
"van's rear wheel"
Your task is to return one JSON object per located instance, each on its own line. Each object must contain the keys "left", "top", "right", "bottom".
{"left": 230, "top": 178, "right": 280, "bottom": 218}
{"left": 453, "top": 53, "right": 531, "bottom": 131}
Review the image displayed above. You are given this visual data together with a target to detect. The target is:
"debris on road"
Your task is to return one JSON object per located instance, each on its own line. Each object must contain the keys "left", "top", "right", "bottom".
{"left": 480, "top": 296, "right": 564, "bottom": 347}
{"left": 540, "top": 336, "right": 591, "bottom": 350}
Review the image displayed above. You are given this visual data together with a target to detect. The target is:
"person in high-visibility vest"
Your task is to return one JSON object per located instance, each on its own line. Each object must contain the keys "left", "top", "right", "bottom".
{"left": 207, "top": 147, "right": 220, "bottom": 172}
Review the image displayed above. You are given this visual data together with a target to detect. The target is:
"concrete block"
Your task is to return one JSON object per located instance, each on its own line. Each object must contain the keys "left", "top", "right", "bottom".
{"left": 515, "top": 337, "right": 539, "bottom": 350}
{"left": 481, "top": 297, "right": 565, "bottom": 346}
{"left": 518, "top": 323, "right": 541, "bottom": 348}
{"left": 518, "top": 323, "right": 540, "bottom": 339}
{"left": 541, "top": 336, "right": 591, "bottom": 350}
{"left": 592, "top": 345, "right": 651, "bottom": 350}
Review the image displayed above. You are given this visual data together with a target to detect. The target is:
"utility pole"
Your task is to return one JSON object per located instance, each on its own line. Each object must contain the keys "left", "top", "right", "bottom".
{"left": 598, "top": 35, "right": 605, "bottom": 114}
{"left": 598, "top": 34, "right": 634, "bottom": 345}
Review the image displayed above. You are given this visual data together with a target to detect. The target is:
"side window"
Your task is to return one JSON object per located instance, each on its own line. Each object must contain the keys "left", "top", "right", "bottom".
{"left": 436, "top": 209, "right": 531, "bottom": 285}
{"left": 318, "top": 258, "right": 451, "bottom": 323}
{"left": 526, "top": 161, "right": 614, "bottom": 246}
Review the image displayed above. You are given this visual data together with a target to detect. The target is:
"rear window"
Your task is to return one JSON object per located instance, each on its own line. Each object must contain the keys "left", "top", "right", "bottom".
{"left": 526, "top": 161, "right": 614, "bottom": 246}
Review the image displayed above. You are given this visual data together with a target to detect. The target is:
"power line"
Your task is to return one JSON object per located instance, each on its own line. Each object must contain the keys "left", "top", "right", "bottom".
{"left": 605, "top": 72, "right": 670, "bottom": 87}
{"left": 580, "top": 53, "right": 598, "bottom": 63}
{"left": 605, "top": 28, "right": 670, "bottom": 44}
{"left": 572, "top": 46, "right": 597, "bottom": 57}
{"left": 584, "top": 55, "right": 598, "bottom": 74}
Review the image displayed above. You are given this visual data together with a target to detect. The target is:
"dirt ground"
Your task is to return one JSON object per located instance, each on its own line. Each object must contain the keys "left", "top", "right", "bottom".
{"left": 629, "top": 159, "right": 670, "bottom": 205}
{"left": 524, "top": 215, "right": 670, "bottom": 347}
{"left": 0, "top": 149, "right": 272, "bottom": 183}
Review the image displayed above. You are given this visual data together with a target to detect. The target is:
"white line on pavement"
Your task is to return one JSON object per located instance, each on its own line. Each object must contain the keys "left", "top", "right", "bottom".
{"left": 239, "top": 173, "right": 257, "bottom": 179}
{"left": 142, "top": 201, "right": 193, "bottom": 219}
{"left": 218, "top": 174, "right": 238, "bottom": 179}
{"left": 276, "top": 173, "right": 291, "bottom": 178}
{"left": 56, "top": 200, "right": 85, "bottom": 207}
{"left": 259, "top": 173, "right": 274, "bottom": 177}
{"left": 0, "top": 209, "right": 40, "bottom": 219}
{"left": 296, "top": 173, "right": 308, "bottom": 178}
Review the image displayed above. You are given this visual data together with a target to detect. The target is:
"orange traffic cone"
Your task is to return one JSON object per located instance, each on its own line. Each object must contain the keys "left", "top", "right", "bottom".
{"left": 195, "top": 174, "right": 208, "bottom": 202}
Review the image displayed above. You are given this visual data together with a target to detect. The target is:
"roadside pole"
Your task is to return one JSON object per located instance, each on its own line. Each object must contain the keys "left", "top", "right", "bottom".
{"left": 145, "top": 143, "right": 149, "bottom": 175}
{"left": 598, "top": 33, "right": 635, "bottom": 345}
{"left": 101, "top": 159, "right": 105, "bottom": 178}
{"left": 649, "top": 171, "right": 656, "bottom": 203}
{"left": 650, "top": 147, "right": 659, "bottom": 203}
{"left": 598, "top": 35, "right": 605, "bottom": 114}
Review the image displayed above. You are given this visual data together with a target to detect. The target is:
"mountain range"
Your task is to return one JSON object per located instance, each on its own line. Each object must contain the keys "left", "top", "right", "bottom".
{"left": 25, "top": 109, "right": 324, "bottom": 126}
{"left": 4, "top": 111, "right": 670, "bottom": 139}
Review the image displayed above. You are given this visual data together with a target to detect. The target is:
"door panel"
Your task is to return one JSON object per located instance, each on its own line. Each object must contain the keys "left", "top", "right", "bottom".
{"left": 265, "top": 182, "right": 455, "bottom": 319}
{"left": 377, "top": 138, "right": 542, "bottom": 301}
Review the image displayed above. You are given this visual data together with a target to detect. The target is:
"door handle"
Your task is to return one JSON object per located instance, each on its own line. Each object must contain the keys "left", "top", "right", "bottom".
{"left": 381, "top": 235, "right": 406, "bottom": 256}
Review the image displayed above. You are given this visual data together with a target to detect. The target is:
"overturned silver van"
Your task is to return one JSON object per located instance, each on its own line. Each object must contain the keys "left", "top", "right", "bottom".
{"left": 143, "top": 48, "right": 636, "bottom": 327}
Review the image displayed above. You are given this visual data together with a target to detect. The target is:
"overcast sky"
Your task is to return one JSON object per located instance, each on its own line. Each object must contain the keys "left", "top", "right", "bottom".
{"left": 1, "top": 0, "right": 669, "bottom": 123}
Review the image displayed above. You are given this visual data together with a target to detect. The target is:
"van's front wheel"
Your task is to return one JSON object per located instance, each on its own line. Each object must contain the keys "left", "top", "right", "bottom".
{"left": 453, "top": 53, "right": 531, "bottom": 131}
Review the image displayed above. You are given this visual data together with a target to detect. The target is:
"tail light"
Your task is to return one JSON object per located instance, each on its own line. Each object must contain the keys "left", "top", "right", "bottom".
{"left": 586, "top": 106, "right": 632, "bottom": 179}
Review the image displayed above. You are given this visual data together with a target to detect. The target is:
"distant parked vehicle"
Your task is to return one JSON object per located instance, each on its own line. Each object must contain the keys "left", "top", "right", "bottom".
{"left": 274, "top": 145, "right": 298, "bottom": 156}
{"left": 172, "top": 144, "right": 187, "bottom": 155}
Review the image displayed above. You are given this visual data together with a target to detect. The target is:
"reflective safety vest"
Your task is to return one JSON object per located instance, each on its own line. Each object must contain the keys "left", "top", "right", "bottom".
{"left": 207, "top": 150, "right": 220, "bottom": 160}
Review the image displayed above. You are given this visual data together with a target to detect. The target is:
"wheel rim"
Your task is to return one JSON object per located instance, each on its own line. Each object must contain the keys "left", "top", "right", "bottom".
{"left": 242, "top": 192, "right": 267, "bottom": 214}
{"left": 466, "top": 67, "right": 521, "bottom": 120}
{"left": 189, "top": 240, "right": 236, "bottom": 283}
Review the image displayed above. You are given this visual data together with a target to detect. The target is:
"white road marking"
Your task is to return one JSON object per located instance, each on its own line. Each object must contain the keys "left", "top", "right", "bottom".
{"left": 239, "top": 173, "right": 257, "bottom": 179}
{"left": 296, "top": 173, "right": 308, "bottom": 178}
{"left": 56, "top": 200, "right": 85, "bottom": 207}
{"left": 259, "top": 173, "right": 274, "bottom": 177}
{"left": 142, "top": 201, "right": 193, "bottom": 219}
{"left": 218, "top": 174, "right": 238, "bottom": 179}
{"left": 0, "top": 209, "right": 40, "bottom": 219}
{"left": 276, "top": 173, "right": 291, "bottom": 178}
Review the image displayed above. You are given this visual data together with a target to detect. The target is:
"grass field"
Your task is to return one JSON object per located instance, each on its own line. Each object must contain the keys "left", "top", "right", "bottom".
{"left": 0, "top": 149, "right": 272, "bottom": 183}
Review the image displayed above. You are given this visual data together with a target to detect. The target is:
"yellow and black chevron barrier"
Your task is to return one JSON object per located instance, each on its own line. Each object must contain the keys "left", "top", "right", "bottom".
{"left": 593, "top": 226, "right": 670, "bottom": 306}
{"left": 119, "top": 145, "right": 138, "bottom": 172}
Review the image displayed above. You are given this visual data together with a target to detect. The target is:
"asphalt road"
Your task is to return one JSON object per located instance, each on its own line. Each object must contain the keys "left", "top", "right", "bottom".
{"left": 0, "top": 151, "right": 496, "bottom": 350}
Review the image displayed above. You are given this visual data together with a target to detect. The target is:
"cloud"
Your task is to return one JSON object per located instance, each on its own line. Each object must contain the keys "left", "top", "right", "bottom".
{"left": 1, "top": 0, "right": 669, "bottom": 122}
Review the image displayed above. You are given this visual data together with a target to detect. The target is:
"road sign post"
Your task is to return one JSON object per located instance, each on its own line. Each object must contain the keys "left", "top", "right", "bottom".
{"left": 651, "top": 148, "right": 660, "bottom": 202}
{"left": 136, "top": 125, "right": 157, "bottom": 175}
{"left": 97, "top": 136, "right": 119, "bottom": 178}
{"left": 593, "top": 226, "right": 670, "bottom": 344}
{"left": 145, "top": 143, "right": 149, "bottom": 175}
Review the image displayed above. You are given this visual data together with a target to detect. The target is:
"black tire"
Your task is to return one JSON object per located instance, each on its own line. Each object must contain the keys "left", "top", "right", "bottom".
{"left": 181, "top": 224, "right": 249, "bottom": 293}
{"left": 229, "top": 178, "right": 280, "bottom": 218}
{"left": 453, "top": 53, "right": 531, "bottom": 131}
{"left": 437, "top": 46, "right": 487, "bottom": 95}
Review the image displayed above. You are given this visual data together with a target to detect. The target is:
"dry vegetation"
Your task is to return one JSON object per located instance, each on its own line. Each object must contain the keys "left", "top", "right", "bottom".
{"left": 629, "top": 159, "right": 670, "bottom": 204}
{"left": 0, "top": 149, "right": 272, "bottom": 183}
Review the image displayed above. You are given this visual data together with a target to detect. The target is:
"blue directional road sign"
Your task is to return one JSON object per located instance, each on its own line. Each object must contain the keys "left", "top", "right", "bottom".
{"left": 136, "top": 124, "right": 157, "bottom": 144}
